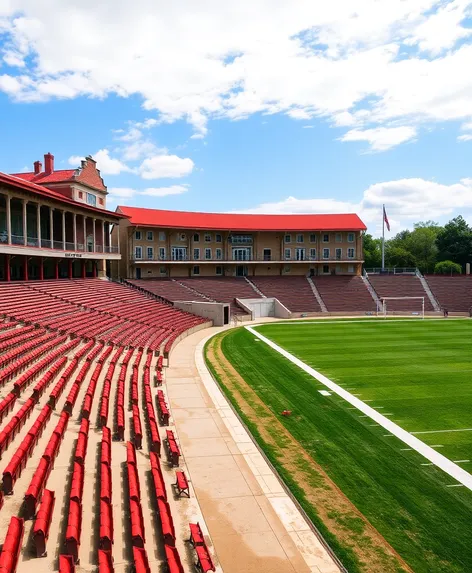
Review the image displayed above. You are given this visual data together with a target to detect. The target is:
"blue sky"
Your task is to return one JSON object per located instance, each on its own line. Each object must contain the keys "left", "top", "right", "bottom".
{"left": 1, "top": 1, "right": 472, "bottom": 236}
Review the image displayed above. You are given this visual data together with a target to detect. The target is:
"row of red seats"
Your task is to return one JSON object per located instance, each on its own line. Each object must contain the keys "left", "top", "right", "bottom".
{"left": 0, "top": 326, "right": 41, "bottom": 353}
{"left": 13, "top": 335, "right": 79, "bottom": 395}
{"left": 165, "top": 430, "right": 181, "bottom": 467}
{"left": 81, "top": 345, "right": 113, "bottom": 419}
{"left": 64, "top": 417, "right": 90, "bottom": 563}
{"left": 157, "top": 389, "right": 170, "bottom": 426}
{"left": 0, "top": 332, "right": 66, "bottom": 387}
{"left": 131, "top": 350, "right": 144, "bottom": 450}
{"left": 0, "top": 396, "right": 37, "bottom": 460}
{"left": 143, "top": 356, "right": 161, "bottom": 455}
{"left": 61, "top": 343, "right": 104, "bottom": 413}
{"left": 99, "top": 346, "right": 124, "bottom": 427}
{"left": 188, "top": 523, "right": 216, "bottom": 572}
{"left": 126, "top": 441, "right": 152, "bottom": 573}
{"left": 0, "top": 516, "right": 24, "bottom": 573}
{"left": 0, "top": 320, "right": 19, "bottom": 334}
{"left": 115, "top": 348, "right": 134, "bottom": 440}
{"left": 32, "top": 355, "right": 68, "bottom": 402}
{"left": 24, "top": 411, "right": 69, "bottom": 518}
{"left": 99, "top": 426, "right": 113, "bottom": 556}
{"left": 32, "top": 488, "right": 55, "bottom": 557}
{"left": 2, "top": 403, "right": 52, "bottom": 494}
{"left": 0, "top": 392, "right": 16, "bottom": 424}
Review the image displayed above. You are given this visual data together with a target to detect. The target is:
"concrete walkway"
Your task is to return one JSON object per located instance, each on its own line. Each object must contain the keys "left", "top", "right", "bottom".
{"left": 165, "top": 326, "right": 341, "bottom": 573}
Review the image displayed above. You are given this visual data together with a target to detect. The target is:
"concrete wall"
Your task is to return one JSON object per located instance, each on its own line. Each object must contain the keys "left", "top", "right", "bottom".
{"left": 173, "top": 301, "right": 228, "bottom": 326}
{"left": 236, "top": 297, "right": 292, "bottom": 319}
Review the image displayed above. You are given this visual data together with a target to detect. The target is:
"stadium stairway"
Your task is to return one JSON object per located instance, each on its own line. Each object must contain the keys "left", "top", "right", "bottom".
{"left": 366, "top": 274, "right": 436, "bottom": 312}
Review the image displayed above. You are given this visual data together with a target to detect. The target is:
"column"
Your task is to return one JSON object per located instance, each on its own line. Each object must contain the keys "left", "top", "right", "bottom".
{"left": 83, "top": 216, "right": 87, "bottom": 251}
{"left": 37, "top": 204, "right": 41, "bottom": 247}
{"left": 23, "top": 257, "right": 28, "bottom": 281}
{"left": 39, "top": 257, "right": 44, "bottom": 280}
{"left": 6, "top": 195, "right": 11, "bottom": 245}
{"left": 117, "top": 224, "right": 120, "bottom": 254}
{"left": 62, "top": 211, "right": 66, "bottom": 250}
{"left": 82, "top": 260, "right": 86, "bottom": 279}
{"left": 68, "top": 259, "right": 73, "bottom": 279}
{"left": 55, "top": 260, "right": 59, "bottom": 279}
{"left": 73, "top": 213, "right": 77, "bottom": 251}
{"left": 92, "top": 218, "right": 96, "bottom": 252}
{"left": 101, "top": 220, "right": 105, "bottom": 252}
{"left": 22, "top": 199, "right": 27, "bottom": 246}
{"left": 49, "top": 207, "right": 54, "bottom": 248}
{"left": 5, "top": 255, "right": 10, "bottom": 282}
{"left": 92, "top": 262, "right": 97, "bottom": 278}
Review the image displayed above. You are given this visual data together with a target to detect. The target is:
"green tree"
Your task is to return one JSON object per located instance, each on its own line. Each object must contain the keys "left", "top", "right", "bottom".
{"left": 362, "top": 233, "right": 382, "bottom": 268}
{"left": 436, "top": 216, "right": 472, "bottom": 269}
{"left": 385, "top": 246, "right": 417, "bottom": 268}
{"left": 405, "top": 223, "right": 442, "bottom": 273}
{"left": 434, "top": 260, "right": 462, "bottom": 275}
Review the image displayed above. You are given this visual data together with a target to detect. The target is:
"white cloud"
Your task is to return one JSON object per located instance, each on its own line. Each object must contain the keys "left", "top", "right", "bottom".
{"left": 458, "top": 134, "right": 472, "bottom": 141}
{"left": 240, "top": 177, "right": 472, "bottom": 236}
{"left": 140, "top": 184, "right": 189, "bottom": 197}
{"left": 107, "top": 184, "right": 189, "bottom": 203}
{"left": 139, "top": 154, "right": 194, "bottom": 179}
{"left": 1, "top": 1, "right": 472, "bottom": 149}
{"left": 107, "top": 187, "right": 137, "bottom": 198}
{"left": 69, "top": 149, "right": 132, "bottom": 175}
{"left": 340, "top": 126, "right": 417, "bottom": 151}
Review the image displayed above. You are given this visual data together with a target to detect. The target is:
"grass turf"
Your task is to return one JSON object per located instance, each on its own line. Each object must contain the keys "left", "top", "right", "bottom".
{"left": 214, "top": 319, "right": 472, "bottom": 573}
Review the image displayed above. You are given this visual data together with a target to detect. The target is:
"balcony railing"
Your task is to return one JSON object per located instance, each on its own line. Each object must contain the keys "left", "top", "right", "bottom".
{"left": 0, "top": 235, "right": 119, "bottom": 256}
{"left": 130, "top": 254, "right": 360, "bottom": 263}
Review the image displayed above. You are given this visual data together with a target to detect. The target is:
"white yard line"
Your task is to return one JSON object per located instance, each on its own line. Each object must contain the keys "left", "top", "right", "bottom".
{"left": 265, "top": 318, "right": 466, "bottom": 326}
{"left": 246, "top": 325, "right": 472, "bottom": 492}
{"left": 412, "top": 428, "right": 472, "bottom": 435}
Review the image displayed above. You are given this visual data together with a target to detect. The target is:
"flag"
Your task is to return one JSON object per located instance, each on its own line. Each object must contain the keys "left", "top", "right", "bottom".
{"left": 383, "top": 206, "right": 390, "bottom": 232}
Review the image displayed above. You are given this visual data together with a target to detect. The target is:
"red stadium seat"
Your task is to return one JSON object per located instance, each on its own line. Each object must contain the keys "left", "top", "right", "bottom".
{"left": 157, "top": 498, "right": 175, "bottom": 546}
{"left": 0, "top": 516, "right": 24, "bottom": 572}
{"left": 99, "top": 499, "right": 114, "bottom": 551}
{"left": 165, "top": 544, "right": 185, "bottom": 573}
{"left": 24, "top": 456, "right": 52, "bottom": 519}
{"left": 98, "top": 549, "right": 114, "bottom": 573}
{"left": 32, "top": 489, "right": 55, "bottom": 557}
{"left": 129, "top": 498, "right": 145, "bottom": 547}
{"left": 59, "top": 554, "right": 76, "bottom": 573}
{"left": 69, "top": 462, "right": 84, "bottom": 503}
{"left": 174, "top": 471, "right": 190, "bottom": 498}
{"left": 100, "top": 463, "right": 112, "bottom": 504}
{"left": 132, "top": 546, "right": 150, "bottom": 573}
{"left": 65, "top": 499, "right": 82, "bottom": 563}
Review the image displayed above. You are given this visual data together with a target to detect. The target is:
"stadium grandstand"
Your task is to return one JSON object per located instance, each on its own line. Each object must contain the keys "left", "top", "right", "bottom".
{"left": 0, "top": 153, "right": 471, "bottom": 573}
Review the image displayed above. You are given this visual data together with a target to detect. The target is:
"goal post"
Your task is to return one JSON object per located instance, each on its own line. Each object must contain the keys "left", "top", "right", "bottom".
{"left": 378, "top": 297, "right": 425, "bottom": 319}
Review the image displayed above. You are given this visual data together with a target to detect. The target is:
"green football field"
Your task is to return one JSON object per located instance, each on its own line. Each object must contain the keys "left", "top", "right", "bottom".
{"left": 210, "top": 318, "right": 472, "bottom": 573}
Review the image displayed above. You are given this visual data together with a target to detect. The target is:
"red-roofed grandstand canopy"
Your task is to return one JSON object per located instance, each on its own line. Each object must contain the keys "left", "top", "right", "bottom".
{"left": 117, "top": 206, "right": 366, "bottom": 232}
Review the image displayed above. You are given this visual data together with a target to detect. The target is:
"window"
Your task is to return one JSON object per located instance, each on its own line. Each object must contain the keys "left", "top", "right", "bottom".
{"left": 296, "top": 248, "right": 306, "bottom": 261}
{"left": 348, "top": 232, "right": 355, "bottom": 243}
{"left": 135, "top": 231, "right": 142, "bottom": 240}
{"left": 322, "top": 234, "right": 329, "bottom": 243}
{"left": 284, "top": 248, "right": 291, "bottom": 260}
{"left": 216, "top": 266, "right": 222, "bottom": 275}
{"left": 348, "top": 248, "right": 355, "bottom": 259}
{"left": 323, "top": 248, "right": 330, "bottom": 259}
{"left": 205, "top": 233, "right": 211, "bottom": 242}
{"left": 78, "top": 191, "right": 83, "bottom": 199}
{"left": 171, "top": 247, "right": 187, "bottom": 261}
{"left": 216, "top": 248, "right": 222, "bottom": 260}
{"left": 159, "top": 231, "right": 166, "bottom": 241}
{"left": 284, "top": 234, "right": 291, "bottom": 243}
{"left": 310, "top": 234, "right": 316, "bottom": 243}
{"left": 146, "top": 231, "right": 153, "bottom": 241}
{"left": 179, "top": 233, "right": 186, "bottom": 242}
{"left": 193, "top": 233, "right": 200, "bottom": 242}
{"left": 215, "top": 234, "right": 222, "bottom": 243}
{"left": 193, "top": 266, "right": 200, "bottom": 275}
{"left": 263, "top": 248, "right": 271, "bottom": 261}
{"left": 296, "top": 234, "right": 304, "bottom": 243}
{"left": 86, "top": 193, "right": 96, "bottom": 207}
{"left": 159, "top": 247, "right": 166, "bottom": 260}
{"left": 147, "top": 247, "right": 153, "bottom": 259}
{"left": 99, "top": 198, "right": 104, "bottom": 206}
{"left": 135, "top": 246, "right": 142, "bottom": 259}
{"left": 231, "top": 235, "right": 252, "bottom": 244}
{"left": 135, "top": 268, "right": 141, "bottom": 279}
{"left": 323, "top": 265, "right": 330, "bottom": 274}
{"left": 336, "top": 233, "right": 342, "bottom": 242}
{"left": 348, "top": 265, "right": 354, "bottom": 273}
{"left": 193, "top": 248, "right": 200, "bottom": 260}
{"left": 309, "top": 248, "right": 316, "bottom": 259}
{"left": 205, "top": 248, "right": 212, "bottom": 260}
{"left": 335, "top": 248, "right": 342, "bottom": 260}
{"left": 160, "top": 267, "right": 167, "bottom": 275}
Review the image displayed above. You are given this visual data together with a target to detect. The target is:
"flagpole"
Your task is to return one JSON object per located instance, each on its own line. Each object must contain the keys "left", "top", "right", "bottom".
{"left": 381, "top": 204, "right": 385, "bottom": 270}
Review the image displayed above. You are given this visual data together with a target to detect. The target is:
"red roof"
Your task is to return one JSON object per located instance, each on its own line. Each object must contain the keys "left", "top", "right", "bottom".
{"left": 0, "top": 172, "right": 124, "bottom": 219}
{"left": 117, "top": 206, "right": 366, "bottom": 231}
{"left": 10, "top": 169, "right": 77, "bottom": 185}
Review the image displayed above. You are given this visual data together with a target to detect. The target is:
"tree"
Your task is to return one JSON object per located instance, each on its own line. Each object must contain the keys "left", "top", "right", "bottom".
{"left": 385, "top": 246, "right": 417, "bottom": 268}
{"left": 404, "top": 225, "right": 441, "bottom": 273}
{"left": 363, "top": 233, "right": 382, "bottom": 268}
{"left": 436, "top": 216, "right": 472, "bottom": 269}
{"left": 434, "top": 260, "right": 462, "bottom": 275}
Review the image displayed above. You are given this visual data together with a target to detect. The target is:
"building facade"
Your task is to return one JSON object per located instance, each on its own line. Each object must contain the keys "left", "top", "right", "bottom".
{"left": 0, "top": 153, "right": 123, "bottom": 281}
{"left": 115, "top": 207, "right": 366, "bottom": 279}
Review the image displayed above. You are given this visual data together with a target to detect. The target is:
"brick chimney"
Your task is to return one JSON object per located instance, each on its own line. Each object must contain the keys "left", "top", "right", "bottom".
{"left": 44, "top": 152, "right": 54, "bottom": 175}
{"left": 33, "top": 161, "right": 42, "bottom": 175}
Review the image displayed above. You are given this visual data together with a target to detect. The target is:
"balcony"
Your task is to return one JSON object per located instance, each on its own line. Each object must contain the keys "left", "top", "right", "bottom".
{"left": 130, "top": 254, "right": 361, "bottom": 263}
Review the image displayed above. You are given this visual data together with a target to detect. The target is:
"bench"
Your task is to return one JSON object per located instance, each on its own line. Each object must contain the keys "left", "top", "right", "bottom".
{"left": 173, "top": 471, "right": 190, "bottom": 498}
{"left": 32, "top": 489, "right": 55, "bottom": 557}
{"left": 165, "top": 430, "right": 180, "bottom": 467}
{"left": 188, "top": 522, "right": 205, "bottom": 546}
{"left": 195, "top": 544, "right": 216, "bottom": 572}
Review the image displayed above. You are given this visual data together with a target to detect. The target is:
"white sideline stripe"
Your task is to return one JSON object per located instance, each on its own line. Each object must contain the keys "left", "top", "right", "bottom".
{"left": 454, "top": 460, "right": 470, "bottom": 463}
{"left": 267, "top": 318, "right": 466, "bottom": 325}
{"left": 412, "top": 428, "right": 472, "bottom": 435}
{"left": 246, "top": 325, "right": 472, "bottom": 492}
